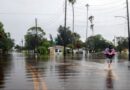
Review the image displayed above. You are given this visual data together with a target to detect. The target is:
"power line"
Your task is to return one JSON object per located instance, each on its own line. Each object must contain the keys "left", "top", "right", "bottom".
{"left": 90, "top": 1, "right": 125, "bottom": 7}
{"left": 78, "top": 0, "right": 126, "bottom": 7}
{"left": 74, "top": 4, "right": 125, "bottom": 12}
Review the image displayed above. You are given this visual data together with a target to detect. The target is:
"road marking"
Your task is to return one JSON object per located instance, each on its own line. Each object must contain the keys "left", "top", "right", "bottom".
{"left": 27, "top": 64, "right": 48, "bottom": 90}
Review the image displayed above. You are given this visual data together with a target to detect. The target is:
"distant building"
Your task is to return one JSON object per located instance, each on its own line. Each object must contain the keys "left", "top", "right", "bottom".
{"left": 122, "top": 48, "right": 128, "bottom": 54}
{"left": 74, "top": 48, "right": 83, "bottom": 54}
{"left": 48, "top": 45, "right": 63, "bottom": 55}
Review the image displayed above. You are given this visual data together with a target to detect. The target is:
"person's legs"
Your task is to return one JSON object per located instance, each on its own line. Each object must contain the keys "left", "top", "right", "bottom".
{"left": 108, "top": 63, "right": 110, "bottom": 68}
{"left": 108, "top": 56, "right": 113, "bottom": 69}
{"left": 105, "top": 54, "right": 113, "bottom": 69}
{"left": 107, "top": 58, "right": 111, "bottom": 68}
{"left": 109, "top": 59, "right": 113, "bottom": 69}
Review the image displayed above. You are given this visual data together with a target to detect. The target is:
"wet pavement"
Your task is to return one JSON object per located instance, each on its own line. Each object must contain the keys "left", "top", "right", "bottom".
{"left": 0, "top": 52, "right": 130, "bottom": 90}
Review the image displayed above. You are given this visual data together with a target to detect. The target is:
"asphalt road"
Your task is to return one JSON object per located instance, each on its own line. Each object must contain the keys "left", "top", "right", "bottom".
{"left": 0, "top": 52, "right": 130, "bottom": 90}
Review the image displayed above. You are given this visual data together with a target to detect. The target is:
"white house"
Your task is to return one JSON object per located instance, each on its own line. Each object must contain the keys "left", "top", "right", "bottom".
{"left": 48, "top": 45, "right": 63, "bottom": 55}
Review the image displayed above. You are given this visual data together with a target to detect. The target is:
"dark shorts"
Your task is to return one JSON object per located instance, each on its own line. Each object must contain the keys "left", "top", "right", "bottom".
{"left": 105, "top": 54, "right": 115, "bottom": 59}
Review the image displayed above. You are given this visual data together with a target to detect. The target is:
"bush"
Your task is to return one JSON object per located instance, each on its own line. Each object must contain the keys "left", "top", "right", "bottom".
{"left": 118, "top": 52, "right": 128, "bottom": 59}
{"left": 38, "top": 46, "right": 48, "bottom": 55}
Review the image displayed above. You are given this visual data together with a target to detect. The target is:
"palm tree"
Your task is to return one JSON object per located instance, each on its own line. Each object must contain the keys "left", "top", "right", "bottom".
{"left": 89, "top": 16, "right": 94, "bottom": 23}
{"left": 89, "top": 16, "right": 94, "bottom": 36}
{"left": 68, "top": 0, "right": 76, "bottom": 33}
{"left": 68, "top": 0, "right": 76, "bottom": 55}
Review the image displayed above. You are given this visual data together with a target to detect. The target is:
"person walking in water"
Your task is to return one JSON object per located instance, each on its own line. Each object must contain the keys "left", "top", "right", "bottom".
{"left": 104, "top": 45, "right": 116, "bottom": 69}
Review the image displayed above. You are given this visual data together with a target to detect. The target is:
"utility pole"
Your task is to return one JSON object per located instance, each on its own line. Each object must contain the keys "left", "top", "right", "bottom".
{"left": 64, "top": 0, "right": 67, "bottom": 56}
{"left": 85, "top": 4, "right": 89, "bottom": 56}
{"left": 72, "top": 5, "right": 75, "bottom": 56}
{"left": 35, "top": 18, "right": 38, "bottom": 54}
{"left": 21, "top": 39, "right": 23, "bottom": 51}
{"left": 126, "top": 0, "right": 130, "bottom": 61}
{"left": 114, "top": 36, "right": 116, "bottom": 47}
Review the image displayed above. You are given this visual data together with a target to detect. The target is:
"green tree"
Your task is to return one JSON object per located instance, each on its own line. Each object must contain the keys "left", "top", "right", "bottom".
{"left": 56, "top": 25, "right": 72, "bottom": 46}
{"left": 116, "top": 37, "right": 128, "bottom": 52}
{"left": 0, "top": 23, "right": 6, "bottom": 38}
{"left": 25, "top": 26, "right": 51, "bottom": 55}
{"left": 24, "top": 32, "right": 36, "bottom": 50}
{"left": 75, "top": 40, "right": 83, "bottom": 51}
{"left": 49, "top": 34, "right": 54, "bottom": 46}
{"left": 38, "top": 38, "right": 50, "bottom": 55}
{"left": 86, "top": 34, "right": 113, "bottom": 52}
{"left": 25, "top": 26, "right": 45, "bottom": 52}
{"left": 56, "top": 25, "right": 81, "bottom": 47}
{"left": 67, "top": 32, "right": 81, "bottom": 49}
{"left": 56, "top": 25, "right": 83, "bottom": 54}
{"left": 0, "top": 22, "right": 14, "bottom": 53}
{"left": 5, "top": 35, "right": 14, "bottom": 51}
{"left": 28, "top": 27, "right": 45, "bottom": 36}
{"left": 73, "top": 32, "right": 80, "bottom": 45}
{"left": 15, "top": 44, "right": 22, "bottom": 51}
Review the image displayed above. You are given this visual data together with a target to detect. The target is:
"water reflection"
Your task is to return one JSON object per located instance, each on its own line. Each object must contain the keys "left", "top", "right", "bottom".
{"left": 106, "top": 70, "right": 114, "bottom": 90}
{"left": 0, "top": 52, "right": 129, "bottom": 90}
{"left": 0, "top": 54, "right": 13, "bottom": 88}
{"left": 26, "top": 64, "right": 47, "bottom": 90}
{"left": 25, "top": 55, "right": 48, "bottom": 90}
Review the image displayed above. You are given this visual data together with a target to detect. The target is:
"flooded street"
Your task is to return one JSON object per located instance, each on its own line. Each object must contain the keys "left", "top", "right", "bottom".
{"left": 0, "top": 52, "right": 130, "bottom": 90}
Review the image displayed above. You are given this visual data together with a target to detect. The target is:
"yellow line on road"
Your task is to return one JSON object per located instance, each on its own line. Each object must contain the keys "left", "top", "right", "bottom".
{"left": 27, "top": 64, "right": 48, "bottom": 90}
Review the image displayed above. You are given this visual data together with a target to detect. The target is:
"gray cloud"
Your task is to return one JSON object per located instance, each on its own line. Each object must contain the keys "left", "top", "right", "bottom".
{"left": 0, "top": 0, "right": 128, "bottom": 45}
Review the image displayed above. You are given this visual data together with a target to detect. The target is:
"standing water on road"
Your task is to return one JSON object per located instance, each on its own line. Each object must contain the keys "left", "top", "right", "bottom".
{"left": 0, "top": 52, "right": 130, "bottom": 90}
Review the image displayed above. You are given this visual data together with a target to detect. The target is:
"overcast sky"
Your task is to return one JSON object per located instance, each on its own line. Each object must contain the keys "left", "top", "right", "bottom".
{"left": 0, "top": 0, "right": 128, "bottom": 45}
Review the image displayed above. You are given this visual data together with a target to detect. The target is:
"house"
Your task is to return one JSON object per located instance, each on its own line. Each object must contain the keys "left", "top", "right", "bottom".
{"left": 49, "top": 45, "right": 63, "bottom": 55}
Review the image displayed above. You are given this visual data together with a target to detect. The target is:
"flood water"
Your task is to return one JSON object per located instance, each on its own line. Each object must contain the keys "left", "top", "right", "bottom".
{"left": 0, "top": 52, "right": 130, "bottom": 90}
